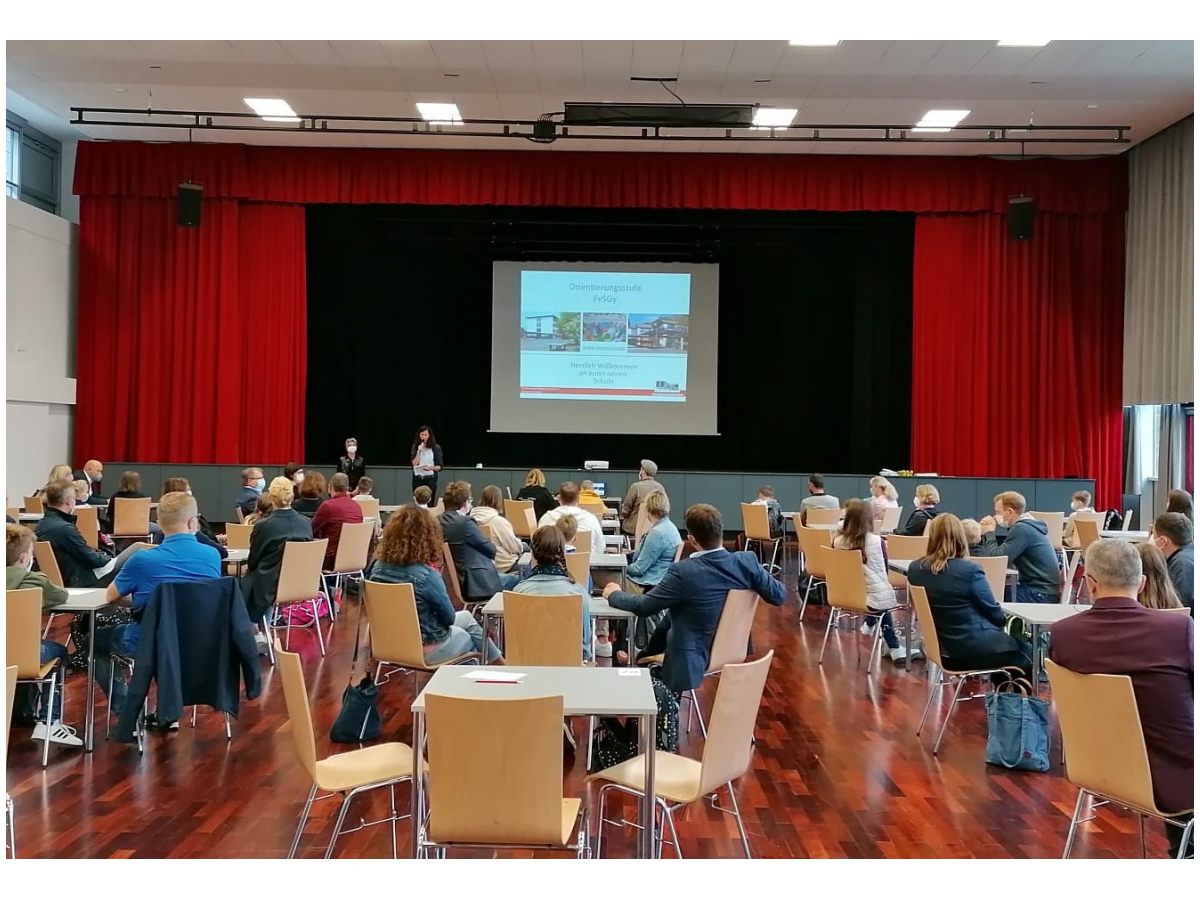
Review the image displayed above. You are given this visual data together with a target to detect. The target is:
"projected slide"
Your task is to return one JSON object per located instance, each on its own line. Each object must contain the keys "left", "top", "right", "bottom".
{"left": 519, "top": 270, "right": 691, "bottom": 402}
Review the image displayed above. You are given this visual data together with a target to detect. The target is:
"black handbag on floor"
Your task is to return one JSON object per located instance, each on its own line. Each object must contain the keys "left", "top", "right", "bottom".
{"left": 330, "top": 601, "right": 381, "bottom": 743}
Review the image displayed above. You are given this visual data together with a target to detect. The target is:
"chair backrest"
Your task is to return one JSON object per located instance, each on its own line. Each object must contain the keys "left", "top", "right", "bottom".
{"left": 818, "top": 546, "right": 871, "bottom": 613}
{"left": 877, "top": 506, "right": 903, "bottom": 534}
{"left": 706, "top": 589, "right": 759, "bottom": 675}
{"left": 795, "top": 523, "right": 834, "bottom": 577}
{"left": 332, "top": 521, "right": 374, "bottom": 573}
{"left": 1045, "top": 659, "right": 1164, "bottom": 814}
{"left": 505, "top": 485, "right": 512, "bottom": 500}
{"left": 571, "top": 530, "right": 591, "bottom": 554}
{"left": 362, "top": 580, "right": 428, "bottom": 668}
{"left": 698, "top": 651, "right": 774, "bottom": 795}
{"left": 75, "top": 504, "right": 100, "bottom": 549}
{"left": 883, "top": 533, "right": 929, "bottom": 560}
{"left": 1031, "top": 512, "right": 1064, "bottom": 550}
{"left": 502, "top": 591, "right": 584, "bottom": 666}
{"left": 479, "top": 522, "right": 495, "bottom": 544}
{"left": 581, "top": 501, "right": 607, "bottom": 519}
{"left": 740, "top": 503, "right": 772, "bottom": 541}
{"left": 1121, "top": 509, "right": 1134, "bottom": 531}
{"left": 112, "top": 496, "right": 152, "bottom": 535}
{"left": 425, "top": 693, "right": 566, "bottom": 844}
{"left": 672, "top": 541, "right": 684, "bottom": 563}
{"left": 5, "top": 588, "right": 45, "bottom": 677}
{"left": 441, "top": 542, "right": 466, "bottom": 607}
{"left": 1075, "top": 517, "right": 1102, "bottom": 550}
{"left": 224, "top": 522, "right": 253, "bottom": 550}
{"left": 23, "top": 496, "right": 43, "bottom": 514}
{"left": 33, "top": 541, "right": 65, "bottom": 589}
{"left": 5, "top": 664, "right": 17, "bottom": 743}
{"left": 1160, "top": 605, "right": 1192, "bottom": 615}
{"left": 235, "top": 506, "right": 246, "bottom": 524}
{"left": 355, "top": 496, "right": 381, "bottom": 521}
{"left": 564, "top": 550, "right": 590, "bottom": 587}
{"left": 274, "top": 644, "right": 320, "bottom": 782}
{"left": 633, "top": 502, "right": 653, "bottom": 548}
{"left": 907, "top": 585, "right": 945, "bottom": 670}
{"left": 275, "top": 539, "right": 328, "bottom": 605}
{"left": 805, "top": 506, "right": 841, "bottom": 526}
{"left": 969, "top": 555, "right": 1009, "bottom": 604}
{"left": 504, "top": 499, "right": 536, "bottom": 538}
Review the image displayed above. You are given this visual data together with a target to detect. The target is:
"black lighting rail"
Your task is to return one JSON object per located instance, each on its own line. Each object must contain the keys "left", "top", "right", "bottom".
{"left": 70, "top": 106, "right": 1132, "bottom": 145}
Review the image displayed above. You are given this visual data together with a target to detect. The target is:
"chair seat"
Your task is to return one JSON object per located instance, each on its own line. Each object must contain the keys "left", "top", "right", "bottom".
{"left": 314, "top": 741, "right": 415, "bottom": 792}
{"left": 430, "top": 798, "right": 582, "bottom": 847}
{"left": 378, "top": 651, "right": 480, "bottom": 673}
{"left": 589, "top": 750, "right": 704, "bottom": 804}
{"left": 638, "top": 653, "right": 665, "bottom": 667}
{"left": 19, "top": 659, "right": 60, "bottom": 681}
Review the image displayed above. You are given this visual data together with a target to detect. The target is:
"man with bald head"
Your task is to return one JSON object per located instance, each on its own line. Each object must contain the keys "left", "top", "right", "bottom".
{"left": 73, "top": 459, "right": 105, "bottom": 502}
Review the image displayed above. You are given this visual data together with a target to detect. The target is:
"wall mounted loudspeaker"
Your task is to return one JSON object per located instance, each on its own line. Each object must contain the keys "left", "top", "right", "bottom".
{"left": 178, "top": 182, "right": 203, "bottom": 227}
{"left": 1008, "top": 195, "right": 1035, "bottom": 241}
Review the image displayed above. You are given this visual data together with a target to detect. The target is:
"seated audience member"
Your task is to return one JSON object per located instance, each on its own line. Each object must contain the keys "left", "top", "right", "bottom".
{"left": 72, "top": 480, "right": 95, "bottom": 506}
{"left": 512, "top": 525, "right": 592, "bottom": 661}
{"left": 835, "top": 499, "right": 919, "bottom": 662}
{"left": 73, "top": 459, "right": 106, "bottom": 501}
{"left": 619, "top": 459, "right": 665, "bottom": 537}
{"left": 35, "top": 480, "right": 146, "bottom": 588}
{"left": 1166, "top": 488, "right": 1194, "bottom": 521}
{"left": 440, "top": 480, "right": 520, "bottom": 603}
{"left": 961, "top": 518, "right": 985, "bottom": 556}
{"left": 626, "top": 490, "right": 683, "bottom": 591}
{"left": 800, "top": 473, "right": 839, "bottom": 525}
{"left": 1050, "top": 539, "right": 1194, "bottom": 858}
{"left": 311, "top": 473, "right": 365, "bottom": 569}
{"left": 104, "top": 470, "right": 152, "bottom": 532}
{"left": 1062, "top": 490, "right": 1096, "bottom": 547}
{"left": 538, "top": 482, "right": 605, "bottom": 555}
{"left": 1153, "top": 512, "right": 1194, "bottom": 612}
{"left": 283, "top": 462, "right": 306, "bottom": 486}
{"left": 578, "top": 480, "right": 605, "bottom": 508}
{"left": 235, "top": 468, "right": 266, "bottom": 516}
{"left": 292, "top": 470, "right": 328, "bottom": 517}
{"left": 867, "top": 476, "right": 900, "bottom": 525}
{"left": 896, "top": 484, "right": 940, "bottom": 536}
{"left": 369, "top": 505, "right": 501, "bottom": 664}
{"left": 412, "top": 485, "right": 433, "bottom": 509}
{"left": 244, "top": 494, "right": 275, "bottom": 528}
{"left": 242, "top": 477, "right": 313, "bottom": 630}
{"left": 516, "top": 468, "right": 558, "bottom": 522}
{"left": 40, "top": 464, "right": 74, "bottom": 494}
{"left": 752, "top": 485, "right": 784, "bottom": 537}
{"left": 906, "top": 514, "right": 1030, "bottom": 680}
{"left": 554, "top": 516, "right": 594, "bottom": 596}
{"left": 162, "top": 477, "right": 226, "bottom": 559}
{"left": 94, "top": 491, "right": 221, "bottom": 722}
{"left": 468, "top": 485, "right": 524, "bottom": 573}
{"left": 352, "top": 476, "right": 375, "bottom": 498}
{"left": 1136, "top": 541, "right": 1184, "bottom": 610}
{"left": 7, "top": 524, "right": 80, "bottom": 747}
{"left": 978, "top": 491, "right": 1061, "bottom": 604}
{"left": 336, "top": 437, "right": 366, "bottom": 490}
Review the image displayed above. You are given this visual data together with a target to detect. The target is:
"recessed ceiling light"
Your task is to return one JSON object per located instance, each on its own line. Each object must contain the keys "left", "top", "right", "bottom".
{"left": 244, "top": 97, "right": 300, "bottom": 123}
{"left": 997, "top": 40, "right": 1051, "bottom": 47}
{"left": 788, "top": 40, "right": 840, "bottom": 46}
{"left": 416, "top": 102, "right": 463, "bottom": 125}
{"left": 914, "top": 108, "right": 970, "bottom": 133}
{"left": 1086, "top": 103, "right": 1099, "bottom": 109}
{"left": 752, "top": 107, "right": 798, "bottom": 130}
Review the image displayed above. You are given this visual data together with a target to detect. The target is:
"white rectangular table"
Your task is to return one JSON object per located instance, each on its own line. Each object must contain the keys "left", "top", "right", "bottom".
{"left": 410, "top": 665, "right": 658, "bottom": 858}
{"left": 1000, "top": 602, "right": 1090, "bottom": 692}
{"left": 18, "top": 512, "right": 43, "bottom": 522}
{"left": 1100, "top": 530, "right": 1149, "bottom": 542}
{"left": 480, "top": 592, "right": 636, "bottom": 660}
{"left": 224, "top": 548, "right": 249, "bottom": 575}
{"left": 55, "top": 588, "right": 110, "bottom": 752}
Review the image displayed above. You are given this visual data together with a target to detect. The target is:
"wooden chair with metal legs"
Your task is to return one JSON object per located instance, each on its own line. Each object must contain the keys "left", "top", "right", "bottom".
{"left": 440, "top": 542, "right": 485, "bottom": 618}
{"left": 32, "top": 541, "right": 65, "bottom": 640}
{"left": 111, "top": 496, "right": 153, "bottom": 545}
{"left": 564, "top": 550, "right": 591, "bottom": 591}
{"left": 478, "top": 522, "right": 495, "bottom": 544}
{"left": 103, "top": 651, "right": 147, "bottom": 755}
{"left": 355, "top": 496, "right": 381, "bottom": 522}
{"left": 681, "top": 589, "right": 759, "bottom": 738}
{"left": 969, "top": 555, "right": 1009, "bottom": 604}
{"left": 590, "top": 651, "right": 774, "bottom": 859}
{"left": 320, "top": 521, "right": 375, "bottom": 621}
{"left": 363, "top": 580, "right": 480, "bottom": 695}
{"left": 571, "top": 531, "right": 592, "bottom": 554}
{"left": 1046, "top": 659, "right": 1194, "bottom": 859}
{"left": 909, "top": 585, "right": 1015, "bottom": 755}
{"left": 6, "top": 664, "right": 17, "bottom": 858}
{"left": 818, "top": 546, "right": 900, "bottom": 675}
{"left": 224, "top": 523, "right": 253, "bottom": 551}
{"left": 7, "top": 589, "right": 65, "bottom": 768}
{"left": 419, "top": 692, "right": 589, "bottom": 858}
{"left": 23, "top": 496, "right": 43, "bottom": 514}
{"left": 805, "top": 506, "right": 841, "bottom": 527}
{"left": 1067, "top": 519, "right": 1104, "bottom": 602}
{"left": 268, "top": 539, "right": 331, "bottom": 656}
{"left": 883, "top": 533, "right": 929, "bottom": 590}
{"left": 75, "top": 505, "right": 101, "bottom": 550}
{"left": 276, "top": 644, "right": 416, "bottom": 859}
{"left": 876, "top": 505, "right": 903, "bottom": 534}
{"left": 741, "top": 503, "right": 782, "bottom": 575}
{"left": 795, "top": 521, "right": 833, "bottom": 622}
{"left": 504, "top": 499, "right": 536, "bottom": 539}
{"left": 1031, "top": 511, "right": 1067, "bottom": 573}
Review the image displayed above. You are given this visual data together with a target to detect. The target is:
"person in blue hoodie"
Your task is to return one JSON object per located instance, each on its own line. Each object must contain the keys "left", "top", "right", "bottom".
{"left": 977, "top": 490, "right": 1062, "bottom": 603}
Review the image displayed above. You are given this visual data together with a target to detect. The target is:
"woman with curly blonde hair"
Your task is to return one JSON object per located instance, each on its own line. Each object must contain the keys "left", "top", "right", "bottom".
{"left": 369, "top": 505, "right": 501, "bottom": 665}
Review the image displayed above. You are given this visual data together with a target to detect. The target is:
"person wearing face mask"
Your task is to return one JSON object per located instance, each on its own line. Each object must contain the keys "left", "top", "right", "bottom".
{"left": 162, "top": 477, "right": 227, "bottom": 559}
{"left": 93, "top": 491, "right": 221, "bottom": 725}
{"left": 1152, "top": 512, "right": 1194, "bottom": 613}
{"left": 1061, "top": 490, "right": 1095, "bottom": 548}
{"left": 894, "top": 484, "right": 941, "bottom": 536}
{"left": 438, "top": 480, "right": 519, "bottom": 604}
{"left": 336, "top": 438, "right": 366, "bottom": 491}
{"left": 6, "top": 524, "right": 81, "bottom": 747}
{"left": 72, "top": 459, "right": 106, "bottom": 502}
{"left": 977, "top": 490, "right": 1062, "bottom": 603}
{"left": 283, "top": 462, "right": 306, "bottom": 487}
{"left": 235, "top": 467, "right": 267, "bottom": 517}
{"left": 35, "top": 479, "right": 147, "bottom": 588}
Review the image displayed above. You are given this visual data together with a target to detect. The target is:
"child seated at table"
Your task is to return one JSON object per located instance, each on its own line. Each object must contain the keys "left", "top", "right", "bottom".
{"left": 413, "top": 485, "right": 432, "bottom": 509}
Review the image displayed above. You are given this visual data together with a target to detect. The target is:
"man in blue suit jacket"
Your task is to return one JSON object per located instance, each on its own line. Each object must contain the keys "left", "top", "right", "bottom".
{"left": 603, "top": 503, "right": 786, "bottom": 694}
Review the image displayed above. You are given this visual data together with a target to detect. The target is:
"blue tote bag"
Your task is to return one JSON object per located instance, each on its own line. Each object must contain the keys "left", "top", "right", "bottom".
{"left": 984, "top": 680, "right": 1051, "bottom": 772}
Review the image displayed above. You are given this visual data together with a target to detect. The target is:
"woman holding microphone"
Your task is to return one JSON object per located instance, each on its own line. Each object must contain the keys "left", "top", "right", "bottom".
{"left": 411, "top": 425, "right": 443, "bottom": 499}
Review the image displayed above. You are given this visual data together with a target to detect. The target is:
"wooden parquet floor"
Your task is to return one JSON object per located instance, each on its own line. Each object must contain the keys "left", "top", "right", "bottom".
{"left": 5, "top": 560, "right": 1169, "bottom": 859}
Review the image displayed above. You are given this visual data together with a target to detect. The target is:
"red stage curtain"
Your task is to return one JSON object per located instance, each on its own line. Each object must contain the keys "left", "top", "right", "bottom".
{"left": 75, "top": 198, "right": 305, "bottom": 463}
{"left": 911, "top": 213, "right": 1126, "bottom": 507}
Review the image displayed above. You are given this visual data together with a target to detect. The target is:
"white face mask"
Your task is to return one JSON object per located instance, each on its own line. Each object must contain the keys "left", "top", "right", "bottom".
{"left": 294, "top": 472, "right": 305, "bottom": 484}
{"left": 347, "top": 445, "right": 357, "bottom": 454}
{"left": 913, "top": 497, "right": 922, "bottom": 508}
{"left": 255, "top": 478, "right": 266, "bottom": 490}
{"left": 1070, "top": 501, "right": 1082, "bottom": 511}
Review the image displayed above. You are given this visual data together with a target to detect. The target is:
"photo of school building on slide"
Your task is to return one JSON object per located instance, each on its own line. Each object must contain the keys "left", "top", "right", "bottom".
{"left": 520, "top": 311, "right": 580, "bottom": 351}
{"left": 628, "top": 314, "right": 689, "bottom": 353}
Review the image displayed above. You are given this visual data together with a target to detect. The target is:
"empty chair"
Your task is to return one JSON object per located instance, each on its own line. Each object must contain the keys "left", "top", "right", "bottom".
{"left": 970, "top": 555, "right": 1009, "bottom": 604}
{"left": 1031, "top": 511, "right": 1065, "bottom": 551}
{"left": 363, "top": 580, "right": 479, "bottom": 693}
{"left": 223, "top": 523, "right": 253, "bottom": 551}
{"left": 805, "top": 507, "right": 842, "bottom": 527}
{"left": 6, "top": 588, "right": 65, "bottom": 767}
{"left": 504, "top": 499, "right": 536, "bottom": 539}
{"left": 269, "top": 539, "right": 331, "bottom": 656}
{"left": 877, "top": 505, "right": 903, "bottom": 534}
{"left": 1046, "top": 659, "right": 1194, "bottom": 859}
{"left": 110, "top": 496, "right": 153, "bottom": 544}
{"left": 741, "top": 503, "right": 782, "bottom": 574}
{"left": 681, "top": 588, "right": 759, "bottom": 737}
{"left": 564, "top": 550, "right": 591, "bottom": 590}
{"left": 23, "top": 496, "right": 43, "bottom": 514}
{"left": 883, "top": 534, "right": 930, "bottom": 590}
{"left": 502, "top": 592, "right": 584, "bottom": 667}
{"left": 795, "top": 521, "right": 833, "bottom": 622}
{"left": 355, "top": 496, "right": 381, "bottom": 521}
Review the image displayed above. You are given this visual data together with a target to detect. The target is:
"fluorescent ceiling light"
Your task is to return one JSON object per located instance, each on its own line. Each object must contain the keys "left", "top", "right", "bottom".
{"left": 243, "top": 97, "right": 299, "bottom": 123}
{"left": 914, "top": 108, "right": 970, "bottom": 132}
{"left": 416, "top": 102, "right": 463, "bottom": 125}
{"left": 997, "top": 40, "right": 1051, "bottom": 46}
{"left": 752, "top": 107, "right": 798, "bottom": 130}
{"left": 788, "top": 40, "right": 840, "bottom": 46}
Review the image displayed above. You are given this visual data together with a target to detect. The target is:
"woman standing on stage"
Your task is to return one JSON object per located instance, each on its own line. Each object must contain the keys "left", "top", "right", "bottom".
{"left": 411, "top": 425, "right": 443, "bottom": 500}
{"left": 337, "top": 437, "right": 366, "bottom": 490}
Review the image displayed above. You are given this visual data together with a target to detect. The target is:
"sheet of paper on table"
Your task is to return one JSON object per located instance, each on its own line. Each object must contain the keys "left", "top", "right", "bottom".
{"left": 618, "top": 669, "right": 643, "bottom": 676}
{"left": 459, "top": 670, "right": 527, "bottom": 683}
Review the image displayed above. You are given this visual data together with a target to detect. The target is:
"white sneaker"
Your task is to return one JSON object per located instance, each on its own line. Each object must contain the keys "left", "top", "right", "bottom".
{"left": 32, "top": 720, "right": 83, "bottom": 747}
{"left": 889, "top": 646, "right": 908, "bottom": 663}
{"left": 859, "top": 622, "right": 874, "bottom": 636}
{"left": 595, "top": 640, "right": 613, "bottom": 658}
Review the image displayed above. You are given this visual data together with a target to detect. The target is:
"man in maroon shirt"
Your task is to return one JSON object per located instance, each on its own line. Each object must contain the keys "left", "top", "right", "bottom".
{"left": 311, "top": 473, "right": 364, "bottom": 569}
{"left": 1050, "top": 538, "right": 1194, "bottom": 858}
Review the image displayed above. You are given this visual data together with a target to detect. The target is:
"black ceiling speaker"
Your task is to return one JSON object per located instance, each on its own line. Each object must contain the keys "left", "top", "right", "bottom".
{"left": 1008, "top": 195, "right": 1035, "bottom": 241}
{"left": 178, "top": 182, "right": 202, "bottom": 227}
